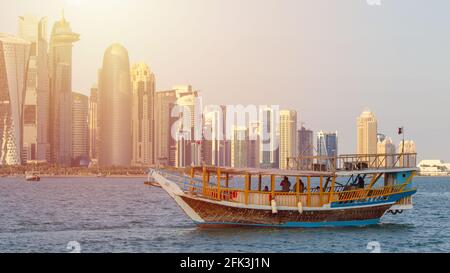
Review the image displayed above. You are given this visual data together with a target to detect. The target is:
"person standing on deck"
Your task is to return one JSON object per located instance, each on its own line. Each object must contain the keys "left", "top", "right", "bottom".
{"left": 293, "top": 178, "right": 305, "bottom": 193}
{"left": 281, "top": 176, "right": 291, "bottom": 192}
{"left": 357, "top": 177, "right": 365, "bottom": 189}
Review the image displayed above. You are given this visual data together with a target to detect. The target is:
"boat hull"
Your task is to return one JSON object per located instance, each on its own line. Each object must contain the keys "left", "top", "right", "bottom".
{"left": 181, "top": 195, "right": 388, "bottom": 228}
{"left": 153, "top": 171, "right": 393, "bottom": 228}
{"left": 25, "top": 176, "right": 40, "bottom": 181}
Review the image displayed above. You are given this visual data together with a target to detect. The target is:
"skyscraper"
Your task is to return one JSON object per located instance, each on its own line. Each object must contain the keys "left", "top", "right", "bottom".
{"left": 175, "top": 130, "right": 190, "bottom": 168}
{"left": 398, "top": 140, "right": 417, "bottom": 167}
{"left": 259, "top": 106, "right": 278, "bottom": 168}
{"left": 203, "top": 105, "right": 227, "bottom": 166}
{"left": 297, "top": 126, "right": 313, "bottom": 157}
{"left": 357, "top": 109, "right": 378, "bottom": 155}
{"left": 154, "top": 90, "right": 176, "bottom": 166}
{"left": 297, "top": 126, "right": 314, "bottom": 169}
{"left": 48, "top": 13, "right": 79, "bottom": 165}
{"left": 377, "top": 138, "right": 396, "bottom": 167}
{"left": 172, "top": 86, "right": 202, "bottom": 167}
{"left": 279, "top": 110, "right": 297, "bottom": 169}
{"left": 231, "top": 126, "right": 248, "bottom": 168}
{"left": 247, "top": 121, "right": 260, "bottom": 168}
{"left": 317, "top": 131, "right": 338, "bottom": 168}
{"left": 18, "top": 15, "right": 50, "bottom": 162}
{"left": 72, "top": 92, "right": 88, "bottom": 165}
{"left": 131, "top": 63, "right": 155, "bottom": 166}
{"left": 0, "top": 33, "right": 31, "bottom": 165}
{"left": 88, "top": 84, "right": 98, "bottom": 160}
{"left": 98, "top": 43, "right": 132, "bottom": 166}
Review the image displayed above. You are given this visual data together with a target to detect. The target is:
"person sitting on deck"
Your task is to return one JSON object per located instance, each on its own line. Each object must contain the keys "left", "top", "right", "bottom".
{"left": 293, "top": 179, "right": 305, "bottom": 193}
{"left": 357, "top": 177, "right": 365, "bottom": 189}
{"left": 280, "top": 176, "right": 291, "bottom": 192}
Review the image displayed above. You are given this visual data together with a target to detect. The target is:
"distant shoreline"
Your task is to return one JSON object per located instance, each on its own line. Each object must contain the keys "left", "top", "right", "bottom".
{"left": 416, "top": 175, "right": 450, "bottom": 178}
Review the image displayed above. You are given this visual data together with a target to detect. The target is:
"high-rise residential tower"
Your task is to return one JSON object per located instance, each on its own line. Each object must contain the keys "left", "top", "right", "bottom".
{"left": 247, "top": 121, "right": 260, "bottom": 168}
{"left": 279, "top": 110, "right": 297, "bottom": 169}
{"left": 0, "top": 33, "right": 31, "bottom": 165}
{"left": 131, "top": 63, "right": 155, "bottom": 166}
{"left": 72, "top": 92, "right": 89, "bottom": 164}
{"left": 231, "top": 126, "right": 248, "bottom": 168}
{"left": 203, "top": 105, "right": 227, "bottom": 166}
{"left": 297, "top": 126, "right": 313, "bottom": 157}
{"left": 88, "top": 84, "right": 98, "bottom": 160}
{"left": 317, "top": 131, "right": 338, "bottom": 168}
{"left": 98, "top": 44, "right": 132, "bottom": 166}
{"left": 154, "top": 90, "right": 177, "bottom": 166}
{"left": 259, "top": 106, "right": 278, "bottom": 168}
{"left": 357, "top": 109, "right": 378, "bottom": 156}
{"left": 18, "top": 15, "right": 50, "bottom": 162}
{"left": 48, "top": 13, "right": 79, "bottom": 165}
{"left": 398, "top": 140, "right": 417, "bottom": 167}
{"left": 377, "top": 138, "right": 396, "bottom": 167}
{"left": 297, "top": 126, "right": 314, "bottom": 169}
{"left": 172, "top": 86, "right": 202, "bottom": 167}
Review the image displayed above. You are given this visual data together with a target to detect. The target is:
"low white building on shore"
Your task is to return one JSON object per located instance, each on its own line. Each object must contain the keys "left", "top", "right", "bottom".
{"left": 418, "top": 160, "right": 450, "bottom": 176}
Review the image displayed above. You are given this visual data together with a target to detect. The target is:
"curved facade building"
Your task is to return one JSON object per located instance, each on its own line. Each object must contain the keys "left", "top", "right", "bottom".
{"left": 98, "top": 44, "right": 132, "bottom": 166}
{"left": 0, "top": 33, "right": 31, "bottom": 165}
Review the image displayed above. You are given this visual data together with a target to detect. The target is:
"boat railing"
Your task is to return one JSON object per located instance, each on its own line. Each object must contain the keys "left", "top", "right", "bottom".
{"left": 183, "top": 182, "right": 412, "bottom": 208}
{"left": 287, "top": 153, "right": 417, "bottom": 172}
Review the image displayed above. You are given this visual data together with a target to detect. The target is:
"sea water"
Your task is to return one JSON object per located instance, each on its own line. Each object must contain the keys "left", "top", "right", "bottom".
{"left": 0, "top": 176, "right": 448, "bottom": 253}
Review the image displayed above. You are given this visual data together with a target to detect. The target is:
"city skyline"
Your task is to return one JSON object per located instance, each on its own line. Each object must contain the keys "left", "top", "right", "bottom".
{"left": 1, "top": 1, "right": 448, "bottom": 257}
{"left": 0, "top": 0, "right": 449, "bottom": 161}
{"left": 0, "top": 14, "right": 423, "bottom": 169}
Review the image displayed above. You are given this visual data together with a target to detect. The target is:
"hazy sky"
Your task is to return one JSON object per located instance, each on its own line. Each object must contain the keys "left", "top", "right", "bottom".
{"left": 1, "top": 0, "right": 449, "bottom": 161}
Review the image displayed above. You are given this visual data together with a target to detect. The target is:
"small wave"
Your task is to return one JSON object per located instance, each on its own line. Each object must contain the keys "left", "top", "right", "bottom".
{"left": 417, "top": 192, "right": 450, "bottom": 198}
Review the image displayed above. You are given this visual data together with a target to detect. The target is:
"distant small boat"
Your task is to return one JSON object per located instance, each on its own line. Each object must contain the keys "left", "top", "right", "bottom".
{"left": 25, "top": 172, "right": 40, "bottom": 182}
{"left": 97, "top": 173, "right": 107, "bottom": 178}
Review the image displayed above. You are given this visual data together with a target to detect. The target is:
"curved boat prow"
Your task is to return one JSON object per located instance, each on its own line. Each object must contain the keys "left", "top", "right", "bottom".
{"left": 151, "top": 169, "right": 184, "bottom": 197}
{"left": 150, "top": 169, "right": 205, "bottom": 224}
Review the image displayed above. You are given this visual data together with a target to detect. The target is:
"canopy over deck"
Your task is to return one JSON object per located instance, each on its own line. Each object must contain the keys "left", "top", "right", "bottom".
{"left": 288, "top": 153, "right": 417, "bottom": 174}
{"left": 190, "top": 166, "right": 333, "bottom": 177}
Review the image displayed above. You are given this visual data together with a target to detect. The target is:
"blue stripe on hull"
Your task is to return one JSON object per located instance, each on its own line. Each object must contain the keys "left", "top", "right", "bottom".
{"left": 195, "top": 218, "right": 381, "bottom": 228}
{"left": 330, "top": 190, "right": 416, "bottom": 208}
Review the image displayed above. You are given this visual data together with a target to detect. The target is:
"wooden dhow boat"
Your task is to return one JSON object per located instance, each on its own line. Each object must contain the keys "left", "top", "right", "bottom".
{"left": 150, "top": 153, "right": 417, "bottom": 228}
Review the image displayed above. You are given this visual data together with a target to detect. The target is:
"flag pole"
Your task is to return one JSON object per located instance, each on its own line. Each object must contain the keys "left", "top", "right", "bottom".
{"left": 401, "top": 126, "right": 405, "bottom": 167}
{"left": 401, "top": 126, "right": 405, "bottom": 155}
